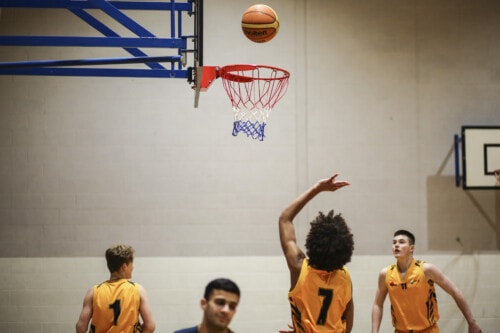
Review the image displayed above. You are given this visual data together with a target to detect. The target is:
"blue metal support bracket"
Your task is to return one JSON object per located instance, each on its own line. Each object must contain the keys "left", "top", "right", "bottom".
{"left": 0, "top": 0, "right": 199, "bottom": 80}
{"left": 454, "top": 133, "right": 462, "bottom": 187}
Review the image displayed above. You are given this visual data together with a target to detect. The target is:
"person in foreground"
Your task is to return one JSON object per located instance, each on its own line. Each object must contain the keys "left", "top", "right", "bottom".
{"left": 174, "top": 278, "right": 240, "bottom": 333}
{"left": 76, "top": 244, "right": 156, "bottom": 333}
{"left": 279, "top": 173, "right": 354, "bottom": 333}
{"left": 371, "top": 229, "right": 482, "bottom": 333}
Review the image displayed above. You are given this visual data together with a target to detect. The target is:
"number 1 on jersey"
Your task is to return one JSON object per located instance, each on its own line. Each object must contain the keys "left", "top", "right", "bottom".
{"left": 109, "top": 299, "right": 121, "bottom": 325}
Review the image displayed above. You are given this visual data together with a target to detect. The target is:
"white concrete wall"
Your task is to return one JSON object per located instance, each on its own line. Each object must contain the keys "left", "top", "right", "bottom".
{"left": 0, "top": 0, "right": 500, "bottom": 332}
{"left": 0, "top": 255, "right": 498, "bottom": 333}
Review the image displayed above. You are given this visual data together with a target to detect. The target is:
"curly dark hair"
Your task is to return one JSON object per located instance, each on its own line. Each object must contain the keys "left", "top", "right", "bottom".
{"left": 305, "top": 210, "right": 354, "bottom": 272}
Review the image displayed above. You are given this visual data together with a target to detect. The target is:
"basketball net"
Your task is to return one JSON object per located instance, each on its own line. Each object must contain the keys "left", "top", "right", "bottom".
{"left": 219, "top": 64, "right": 290, "bottom": 141}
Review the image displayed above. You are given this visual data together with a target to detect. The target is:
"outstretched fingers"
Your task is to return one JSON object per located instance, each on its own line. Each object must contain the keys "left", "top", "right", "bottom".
{"left": 334, "top": 180, "right": 350, "bottom": 189}
{"left": 331, "top": 174, "right": 350, "bottom": 188}
{"left": 319, "top": 173, "right": 350, "bottom": 191}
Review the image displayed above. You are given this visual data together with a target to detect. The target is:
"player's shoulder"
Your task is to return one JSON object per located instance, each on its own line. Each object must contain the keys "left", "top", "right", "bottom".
{"left": 421, "top": 261, "right": 441, "bottom": 274}
{"left": 414, "top": 259, "right": 426, "bottom": 267}
{"left": 420, "top": 260, "right": 437, "bottom": 271}
{"left": 381, "top": 265, "right": 392, "bottom": 274}
{"left": 339, "top": 266, "right": 353, "bottom": 280}
{"left": 420, "top": 260, "right": 448, "bottom": 282}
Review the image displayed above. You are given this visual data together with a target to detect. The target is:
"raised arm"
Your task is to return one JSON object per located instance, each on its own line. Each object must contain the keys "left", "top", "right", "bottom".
{"left": 76, "top": 288, "right": 93, "bottom": 333}
{"left": 279, "top": 173, "right": 350, "bottom": 287}
{"left": 371, "top": 268, "right": 388, "bottom": 333}
{"left": 424, "top": 263, "right": 482, "bottom": 333}
{"left": 138, "top": 284, "right": 156, "bottom": 333}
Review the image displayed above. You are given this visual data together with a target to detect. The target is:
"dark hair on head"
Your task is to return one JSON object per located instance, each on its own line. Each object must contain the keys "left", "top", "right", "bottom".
{"left": 305, "top": 210, "right": 354, "bottom": 272}
{"left": 203, "top": 278, "right": 240, "bottom": 300}
{"left": 105, "top": 244, "right": 135, "bottom": 273}
{"left": 394, "top": 230, "right": 415, "bottom": 245}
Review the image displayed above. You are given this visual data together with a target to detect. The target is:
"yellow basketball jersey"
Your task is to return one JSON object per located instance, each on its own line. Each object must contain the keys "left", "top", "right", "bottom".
{"left": 385, "top": 259, "right": 440, "bottom": 331}
{"left": 90, "top": 279, "right": 141, "bottom": 333}
{"left": 288, "top": 259, "right": 352, "bottom": 333}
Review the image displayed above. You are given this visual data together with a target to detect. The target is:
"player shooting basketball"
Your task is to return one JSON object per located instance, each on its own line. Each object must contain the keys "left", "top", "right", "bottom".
{"left": 279, "top": 173, "right": 354, "bottom": 333}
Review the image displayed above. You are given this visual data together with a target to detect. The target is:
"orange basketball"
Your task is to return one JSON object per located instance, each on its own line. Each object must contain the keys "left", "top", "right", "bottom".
{"left": 241, "top": 4, "right": 279, "bottom": 43}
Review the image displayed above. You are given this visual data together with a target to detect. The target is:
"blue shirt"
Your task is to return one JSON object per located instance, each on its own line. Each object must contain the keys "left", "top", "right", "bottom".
{"left": 174, "top": 327, "right": 198, "bottom": 333}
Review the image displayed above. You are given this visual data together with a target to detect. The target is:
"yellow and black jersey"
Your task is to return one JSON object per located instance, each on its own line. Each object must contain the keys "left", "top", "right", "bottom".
{"left": 386, "top": 259, "right": 440, "bottom": 331}
{"left": 90, "top": 279, "right": 141, "bottom": 333}
{"left": 288, "top": 259, "right": 352, "bottom": 333}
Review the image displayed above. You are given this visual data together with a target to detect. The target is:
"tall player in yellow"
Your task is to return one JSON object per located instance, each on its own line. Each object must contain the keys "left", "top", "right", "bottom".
{"left": 279, "top": 173, "right": 354, "bottom": 333}
{"left": 76, "top": 244, "right": 156, "bottom": 333}
{"left": 371, "top": 230, "right": 482, "bottom": 333}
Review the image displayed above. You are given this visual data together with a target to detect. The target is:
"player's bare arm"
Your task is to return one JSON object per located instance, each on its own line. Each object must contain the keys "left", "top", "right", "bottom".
{"left": 279, "top": 173, "right": 349, "bottom": 288}
{"left": 75, "top": 288, "right": 93, "bottom": 333}
{"left": 279, "top": 204, "right": 306, "bottom": 288}
{"left": 343, "top": 298, "right": 354, "bottom": 333}
{"left": 424, "top": 263, "right": 482, "bottom": 333}
{"left": 138, "top": 284, "right": 156, "bottom": 333}
{"left": 371, "top": 268, "right": 388, "bottom": 333}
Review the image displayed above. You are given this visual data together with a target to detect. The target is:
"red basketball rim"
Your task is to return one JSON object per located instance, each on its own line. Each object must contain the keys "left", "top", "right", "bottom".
{"left": 219, "top": 64, "right": 290, "bottom": 83}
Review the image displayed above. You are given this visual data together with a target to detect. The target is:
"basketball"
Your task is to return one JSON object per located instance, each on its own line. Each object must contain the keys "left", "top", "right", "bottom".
{"left": 241, "top": 4, "right": 279, "bottom": 43}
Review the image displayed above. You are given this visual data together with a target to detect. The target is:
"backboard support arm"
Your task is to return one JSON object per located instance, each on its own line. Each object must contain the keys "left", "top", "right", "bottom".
{"left": 0, "top": 0, "right": 200, "bottom": 79}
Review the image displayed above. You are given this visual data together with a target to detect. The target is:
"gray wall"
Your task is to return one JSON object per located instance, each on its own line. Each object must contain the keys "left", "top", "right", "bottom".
{"left": 0, "top": 0, "right": 499, "bottom": 332}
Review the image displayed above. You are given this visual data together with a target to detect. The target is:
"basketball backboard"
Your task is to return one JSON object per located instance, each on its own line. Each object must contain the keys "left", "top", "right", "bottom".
{"left": 460, "top": 126, "right": 500, "bottom": 189}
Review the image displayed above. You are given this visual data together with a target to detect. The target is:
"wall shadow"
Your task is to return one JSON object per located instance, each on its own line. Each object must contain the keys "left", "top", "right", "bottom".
{"left": 426, "top": 175, "right": 499, "bottom": 252}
